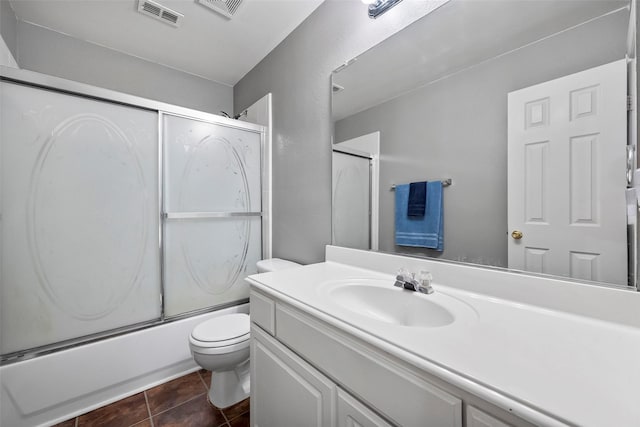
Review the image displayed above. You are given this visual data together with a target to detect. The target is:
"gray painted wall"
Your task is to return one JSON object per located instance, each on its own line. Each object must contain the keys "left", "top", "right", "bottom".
{"left": 16, "top": 21, "right": 232, "bottom": 115}
{"left": 334, "top": 10, "right": 628, "bottom": 267}
{"left": 233, "top": 0, "right": 443, "bottom": 264}
{"left": 1, "top": 0, "right": 17, "bottom": 60}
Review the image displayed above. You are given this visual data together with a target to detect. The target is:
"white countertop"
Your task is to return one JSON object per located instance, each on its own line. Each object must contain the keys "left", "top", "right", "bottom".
{"left": 248, "top": 260, "right": 640, "bottom": 427}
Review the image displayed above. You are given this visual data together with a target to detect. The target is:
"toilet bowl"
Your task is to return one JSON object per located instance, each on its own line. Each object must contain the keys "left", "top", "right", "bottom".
{"left": 189, "top": 313, "right": 250, "bottom": 408}
{"left": 189, "top": 258, "right": 300, "bottom": 408}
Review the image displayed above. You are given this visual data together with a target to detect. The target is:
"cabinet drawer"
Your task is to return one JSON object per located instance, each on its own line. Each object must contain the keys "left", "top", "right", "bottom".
{"left": 249, "top": 290, "right": 275, "bottom": 335}
{"left": 466, "top": 406, "right": 512, "bottom": 427}
{"left": 338, "top": 387, "right": 393, "bottom": 427}
{"left": 276, "top": 303, "right": 462, "bottom": 427}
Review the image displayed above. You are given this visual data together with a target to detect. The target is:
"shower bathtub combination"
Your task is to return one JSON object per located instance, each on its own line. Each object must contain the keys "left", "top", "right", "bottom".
{"left": 0, "top": 65, "right": 269, "bottom": 427}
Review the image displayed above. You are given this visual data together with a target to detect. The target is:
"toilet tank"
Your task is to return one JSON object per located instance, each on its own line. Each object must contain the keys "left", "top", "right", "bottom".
{"left": 256, "top": 258, "right": 300, "bottom": 273}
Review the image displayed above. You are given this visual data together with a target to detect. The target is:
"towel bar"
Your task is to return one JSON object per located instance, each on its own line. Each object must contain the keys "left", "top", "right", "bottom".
{"left": 390, "top": 179, "right": 451, "bottom": 190}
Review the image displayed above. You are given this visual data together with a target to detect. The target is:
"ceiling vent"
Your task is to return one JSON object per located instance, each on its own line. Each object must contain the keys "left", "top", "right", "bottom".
{"left": 137, "top": 0, "right": 184, "bottom": 27}
{"left": 196, "top": 0, "right": 244, "bottom": 19}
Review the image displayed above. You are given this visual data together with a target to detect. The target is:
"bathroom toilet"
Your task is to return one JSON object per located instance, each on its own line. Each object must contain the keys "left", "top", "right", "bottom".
{"left": 189, "top": 258, "right": 300, "bottom": 408}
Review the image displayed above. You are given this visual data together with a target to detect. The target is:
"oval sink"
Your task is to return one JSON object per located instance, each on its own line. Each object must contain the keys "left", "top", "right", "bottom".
{"left": 318, "top": 278, "right": 474, "bottom": 328}
{"left": 331, "top": 284, "right": 454, "bottom": 327}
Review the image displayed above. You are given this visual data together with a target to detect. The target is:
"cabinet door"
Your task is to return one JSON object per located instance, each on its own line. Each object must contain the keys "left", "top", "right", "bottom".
{"left": 276, "top": 303, "right": 463, "bottom": 427}
{"left": 466, "top": 406, "right": 512, "bottom": 427}
{"left": 251, "top": 325, "right": 336, "bottom": 427}
{"left": 337, "top": 388, "right": 392, "bottom": 427}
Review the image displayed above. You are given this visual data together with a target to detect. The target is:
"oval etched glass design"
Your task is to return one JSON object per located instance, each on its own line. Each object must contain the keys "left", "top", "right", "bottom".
{"left": 332, "top": 152, "right": 370, "bottom": 250}
{"left": 179, "top": 135, "right": 253, "bottom": 212}
{"left": 180, "top": 136, "right": 250, "bottom": 293}
{"left": 163, "top": 217, "right": 262, "bottom": 316}
{"left": 164, "top": 116, "right": 261, "bottom": 213}
{"left": 28, "top": 114, "right": 148, "bottom": 319}
{"left": 162, "top": 114, "right": 262, "bottom": 317}
{"left": 178, "top": 218, "right": 257, "bottom": 295}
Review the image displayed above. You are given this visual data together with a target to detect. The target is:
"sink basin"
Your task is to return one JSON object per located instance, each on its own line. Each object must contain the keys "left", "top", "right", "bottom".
{"left": 319, "top": 278, "right": 471, "bottom": 328}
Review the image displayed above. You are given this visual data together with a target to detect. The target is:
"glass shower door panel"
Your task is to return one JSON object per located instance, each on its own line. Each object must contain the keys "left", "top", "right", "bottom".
{"left": 163, "top": 114, "right": 263, "bottom": 317}
{"left": 0, "top": 82, "right": 161, "bottom": 355}
{"left": 163, "top": 114, "right": 262, "bottom": 213}
{"left": 163, "top": 217, "right": 262, "bottom": 316}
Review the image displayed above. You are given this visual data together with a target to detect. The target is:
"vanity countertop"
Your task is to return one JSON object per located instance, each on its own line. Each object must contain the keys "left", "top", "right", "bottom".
{"left": 247, "top": 260, "right": 640, "bottom": 427}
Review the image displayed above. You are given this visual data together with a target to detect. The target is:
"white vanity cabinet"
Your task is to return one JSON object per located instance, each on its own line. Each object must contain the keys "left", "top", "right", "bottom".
{"left": 252, "top": 324, "right": 393, "bottom": 427}
{"left": 251, "top": 325, "right": 336, "bottom": 426}
{"left": 250, "top": 289, "right": 529, "bottom": 427}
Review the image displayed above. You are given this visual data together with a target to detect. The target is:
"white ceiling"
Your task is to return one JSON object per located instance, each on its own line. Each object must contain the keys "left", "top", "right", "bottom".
{"left": 332, "top": 0, "right": 630, "bottom": 121}
{"left": 8, "top": 0, "right": 324, "bottom": 86}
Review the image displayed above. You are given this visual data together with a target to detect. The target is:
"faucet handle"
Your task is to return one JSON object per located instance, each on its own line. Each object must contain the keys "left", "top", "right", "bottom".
{"left": 418, "top": 270, "right": 431, "bottom": 281}
{"left": 396, "top": 267, "right": 409, "bottom": 278}
{"left": 394, "top": 267, "right": 409, "bottom": 287}
{"left": 417, "top": 270, "right": 434, "bottom": 294}
{"left": 393, "top": 267, "right": 407, "bottom": 288}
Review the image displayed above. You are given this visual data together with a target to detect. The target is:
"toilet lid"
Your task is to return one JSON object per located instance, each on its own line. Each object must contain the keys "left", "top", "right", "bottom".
{"left": 192, "top": 313, "right": 249, "bottom": 343}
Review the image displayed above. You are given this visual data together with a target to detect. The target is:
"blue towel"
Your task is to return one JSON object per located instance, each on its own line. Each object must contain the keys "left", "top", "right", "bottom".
{"left": 395, "top": 181, "right": 443, "bottom": 250}
{"left": 407, "top": 181, "right": 427, "bottom": 217}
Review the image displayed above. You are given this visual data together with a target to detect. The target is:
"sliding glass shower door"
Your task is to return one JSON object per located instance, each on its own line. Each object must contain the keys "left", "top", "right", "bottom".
{"left": 0, "top": 80, "right": 264, "bottom": 359}
{"left": 162, "top": 114, "right": 262, "bottom": 317}
{"left": 0, "top": 82, "right": 161, "bottom": 356}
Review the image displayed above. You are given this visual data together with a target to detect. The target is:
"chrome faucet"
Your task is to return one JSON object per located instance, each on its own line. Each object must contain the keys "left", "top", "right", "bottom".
{"left": 394, "top": 268, "right": 434, "bottom": 294}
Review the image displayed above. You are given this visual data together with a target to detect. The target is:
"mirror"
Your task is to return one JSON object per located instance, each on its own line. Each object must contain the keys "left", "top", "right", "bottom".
{"left": 331, "top": 0, "right": 637, "bottom": 289}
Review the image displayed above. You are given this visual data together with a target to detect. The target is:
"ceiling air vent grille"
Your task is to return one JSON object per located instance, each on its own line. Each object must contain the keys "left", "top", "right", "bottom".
{"left": 161, "top": 10, "right": 179, "bottom": 25}
{"left": 197, "top": 0, "right": 244, "bottom": 19}
{"left": 137, "top": 0, "right": 184, "bottom": 27}
{"left": 142, "top": 1, "right": 161, "bottom": 15}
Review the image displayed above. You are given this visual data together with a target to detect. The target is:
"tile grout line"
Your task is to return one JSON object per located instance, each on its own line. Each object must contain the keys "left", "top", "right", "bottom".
{"left": 145, "top": 372, "right": 208, "bottom": 418}
{"left": 66, "top": 372, "right": 237, "bottom": 427}
{"left": 195, "top": 371, "right": 246, "bottom": 426}
{"left": 225, "top": 408, "right": 249, "bottom": 425}
{"left": 143, "top": 391, "right": 155, "bottom": 427}
{"left": 197, "top": 370, "right": 231, "bottom": 424}
{"left": 150, "top": 391, "right": 208, "bottom": 418}
{"left": 197, "top": 370, "right": 209, "bottom": 391}
{"left": 198, "top": 369, "right": 230, "bottom": 423}
{"left": 198, "top": 371, "right": 244, "bottom": 427}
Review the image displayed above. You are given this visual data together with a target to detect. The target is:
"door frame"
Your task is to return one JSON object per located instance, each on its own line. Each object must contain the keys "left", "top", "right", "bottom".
{"left": 332, "top": 145, "right": 379, "bottom": 250}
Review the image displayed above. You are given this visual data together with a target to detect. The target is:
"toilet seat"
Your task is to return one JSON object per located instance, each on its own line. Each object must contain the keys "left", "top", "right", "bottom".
{"left": 189, "top": 313, "right": 250, "bottom": 351}
{"left": 190, "top": 337, "right": 249, "bottom": 355}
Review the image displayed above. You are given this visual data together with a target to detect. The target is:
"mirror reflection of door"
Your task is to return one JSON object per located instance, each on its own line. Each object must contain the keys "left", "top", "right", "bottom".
{"left": 507, "top": 59, "right": 628, "bottom": 285}
{"left": 332, "top": 150, "right": 372, "bottom": 250}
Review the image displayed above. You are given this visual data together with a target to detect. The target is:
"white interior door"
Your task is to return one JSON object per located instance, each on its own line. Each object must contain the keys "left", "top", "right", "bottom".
{"left": 508, "top": 59, "right": 628, "bottom": 285}
{"left": 332, "top": 150, "right": 371, "bottom": 250}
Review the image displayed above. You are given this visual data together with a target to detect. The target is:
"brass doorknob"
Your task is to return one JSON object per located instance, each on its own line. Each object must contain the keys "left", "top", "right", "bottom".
{"left": 511, "top": 230, "right": 523, "bottom": 240}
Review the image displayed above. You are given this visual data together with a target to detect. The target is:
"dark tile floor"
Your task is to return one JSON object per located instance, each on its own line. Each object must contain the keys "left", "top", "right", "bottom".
{"left": 53, "top": 370, "right": 249, "bottom": 427}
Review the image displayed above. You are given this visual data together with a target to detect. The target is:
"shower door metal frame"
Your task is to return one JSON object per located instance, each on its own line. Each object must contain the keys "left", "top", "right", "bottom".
{"left": 0, "top": 66, "right": 269, "bottom": 364}
{"left": 158, "top": 110, "right": 266, "bottom": 321}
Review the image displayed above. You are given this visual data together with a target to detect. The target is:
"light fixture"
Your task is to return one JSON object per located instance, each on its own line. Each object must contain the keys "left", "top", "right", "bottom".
{"left": 367, "top": 0, "right": 404, "bottom": 19}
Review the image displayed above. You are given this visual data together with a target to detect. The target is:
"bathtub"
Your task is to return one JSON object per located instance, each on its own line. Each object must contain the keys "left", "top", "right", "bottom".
{"left": 0, "top": 303, "right": 249, "bottom": 427}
